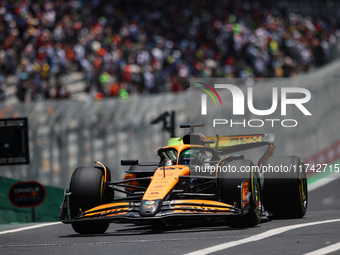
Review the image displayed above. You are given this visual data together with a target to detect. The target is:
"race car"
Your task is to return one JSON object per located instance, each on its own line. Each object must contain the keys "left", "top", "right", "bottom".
{"left": 60, "top": 123, "right": 308, "bottom": 234}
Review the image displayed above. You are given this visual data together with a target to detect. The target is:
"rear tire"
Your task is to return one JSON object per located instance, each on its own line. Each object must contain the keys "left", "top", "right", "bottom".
{"left": 69, "top": 166, "right": 110, "bottom": 234}
{"left": 218, "top": 159, "right": 261, "bottom": 228}
{"left": 262, "top": 156, "right": 308, "bottom": 219}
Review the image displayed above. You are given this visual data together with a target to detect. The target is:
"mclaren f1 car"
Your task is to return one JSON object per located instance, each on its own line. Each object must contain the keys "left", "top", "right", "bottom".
{"left": 60, "top": 123, "right": 308, "bottom": 234}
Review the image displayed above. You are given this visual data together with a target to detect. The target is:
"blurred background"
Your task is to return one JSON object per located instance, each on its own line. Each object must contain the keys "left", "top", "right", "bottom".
{"left": 0, "top": 0, "right": 339, "bottom": 103}
{"left": 0, "top": 0, "right": 340, "bottom": 222}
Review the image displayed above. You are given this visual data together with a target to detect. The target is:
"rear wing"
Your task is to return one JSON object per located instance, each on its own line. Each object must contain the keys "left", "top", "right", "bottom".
{"left": 168, "top": 133, "right": 275, "bottom": 149}
{"left": 206, "top": 134, "right": 264, "bottom": 149}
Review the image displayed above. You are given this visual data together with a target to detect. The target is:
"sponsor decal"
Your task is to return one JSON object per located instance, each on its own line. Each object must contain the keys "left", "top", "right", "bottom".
{"left": 8, "top": 181, "right": 46, "bottom": 208}
{"left": 145, "top": 201, "right": 155, "bottom": 205}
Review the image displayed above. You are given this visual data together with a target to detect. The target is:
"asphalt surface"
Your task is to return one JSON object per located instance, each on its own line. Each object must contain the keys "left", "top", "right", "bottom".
{"left": 1, "top": 178, "right": 340, "bottom": 255}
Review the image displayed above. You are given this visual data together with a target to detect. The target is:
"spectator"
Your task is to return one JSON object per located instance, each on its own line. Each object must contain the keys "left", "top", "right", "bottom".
{"left": 0, "top": 74, "right": 7, "bottom": 101}
{"left": 0, "top": 0, "right": 337, "bottom": 102}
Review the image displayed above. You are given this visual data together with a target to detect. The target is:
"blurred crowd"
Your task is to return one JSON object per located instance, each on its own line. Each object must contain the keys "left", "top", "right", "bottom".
{"left": 0, "top": 0, "right": 339, "bottom": 102}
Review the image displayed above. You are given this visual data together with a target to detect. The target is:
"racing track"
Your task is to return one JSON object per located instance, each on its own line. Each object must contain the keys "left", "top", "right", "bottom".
{"left": 1, "top": 177, "right": 340, "bottom": 255}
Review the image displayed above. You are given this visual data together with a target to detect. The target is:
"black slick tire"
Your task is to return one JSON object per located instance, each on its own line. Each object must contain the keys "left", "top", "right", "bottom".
{"left": 69, "top": 166, "right": 109, "bottom": 234}
{"left": 218, "top": 159, "right": 261, "bottom": 228}
{"left": 262, "top": 156, "right": 308, "bottom": 219}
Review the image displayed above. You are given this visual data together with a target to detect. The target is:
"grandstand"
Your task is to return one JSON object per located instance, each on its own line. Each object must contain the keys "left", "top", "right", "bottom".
{"left": 0, "top": 0, "right": 339, "bottom": 103}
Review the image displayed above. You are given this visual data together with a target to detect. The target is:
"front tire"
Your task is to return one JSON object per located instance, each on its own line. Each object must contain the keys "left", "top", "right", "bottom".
{"left": 218, "top": 159, "right": 261, "bottom": 228}
{"left": 69, "top": 166, "right": 110, "bottom": 234}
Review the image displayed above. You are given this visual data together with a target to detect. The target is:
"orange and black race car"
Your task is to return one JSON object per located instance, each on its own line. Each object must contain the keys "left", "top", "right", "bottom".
{"left": 60, "top": 124, "right": 308, "bottom": 234}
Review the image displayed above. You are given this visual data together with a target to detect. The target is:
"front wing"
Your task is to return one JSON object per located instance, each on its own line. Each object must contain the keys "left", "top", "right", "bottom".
{"left": 61, "top": 199, "right": 246, "bottom": 224}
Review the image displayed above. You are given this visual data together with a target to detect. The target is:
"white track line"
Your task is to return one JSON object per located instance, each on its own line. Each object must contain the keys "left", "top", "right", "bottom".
{"left": 184, "top": 219, "right": 340, "bottom": 255}
{"left": 0, "top": 222, "right": 61, "bottom": 235}
{"left": 303, "top": 242, "right": 340, "bottom": 255}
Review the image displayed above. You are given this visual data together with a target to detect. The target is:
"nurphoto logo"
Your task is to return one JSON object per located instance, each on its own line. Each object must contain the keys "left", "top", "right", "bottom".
{"left": 194, "top": 81, "right": 312, "bottom": 128}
